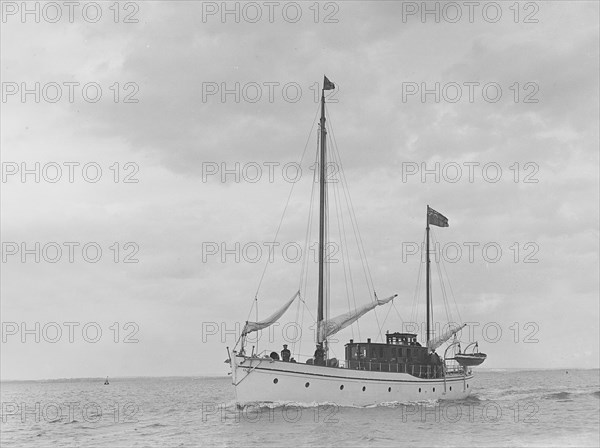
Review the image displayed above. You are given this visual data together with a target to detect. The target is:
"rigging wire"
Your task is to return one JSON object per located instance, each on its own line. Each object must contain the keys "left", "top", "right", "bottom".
{"left": 435, "top": 245, "right": 453, "bottom": 325}
{"left": 331, "top": 162, "right": 355, "bottom": 340}
{"left": 253, "top": 103, "right": 321, "bottom": 298}
{"left": 333, "top": 161, "right": 361, "bottom": 341}
{"left": 294, "top": 116, "right": 322, "bottom": 360}
{"left": 326, "top": 117, "right": 363, "bottom": 320}
{"left": 431, "top": 228, "right": 462, "bottom": 325}
{"left": 298, "top": 133, "right": 320, "bottom": 300}
{"left": 326, "top": 109, "right": 376, "bottom": 299}
{"left": 236, "top": 103, "right": 320, "bottom": 354}
{"left": 429, "top": 239, "right": 434, "bottom": 340}
{"left": 380, "top": 296, "right": 405, "bottom": 333}
{"left": 239, "top": 103, "right": 320, "bottom": 353}
{"left": 326, "top": 107, "right": 387, "bottom": 342}
{"left": 432, "top": 229, "right": 452, "bottom": 325}
{"left": 409, "top": 229, "right": 426, "bottom": 325}
{"left": 391, "top": 300, "right": 406, "bottom": 328}
{"left": 439, "top": 237, "right": 463, "bottom": 324}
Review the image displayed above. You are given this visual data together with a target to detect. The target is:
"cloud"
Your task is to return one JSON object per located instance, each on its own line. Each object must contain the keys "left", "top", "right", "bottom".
{"left": 2, "top": 1, "right": 599, "bottom": 379}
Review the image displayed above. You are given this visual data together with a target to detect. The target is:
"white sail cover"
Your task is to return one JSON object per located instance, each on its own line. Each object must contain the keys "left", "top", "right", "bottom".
{"left": 241, "top": 291, "right": 300, "bottom": 336}
{"left": 317, "top": 294, "right": 397, "bottom": 342}
{"left": 427, "top": 323, "right": 467, "bottom": 352}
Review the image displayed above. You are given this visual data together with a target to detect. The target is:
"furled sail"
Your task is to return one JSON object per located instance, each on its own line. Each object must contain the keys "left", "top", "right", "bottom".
{"left": 427, "top": 323, "right": 466, "bottom": 352}
{"left": 317, "top": 294, "right": 397, "bottom": 342}
{"left": 241, "top": 291, "right": 300, "bottom": 336}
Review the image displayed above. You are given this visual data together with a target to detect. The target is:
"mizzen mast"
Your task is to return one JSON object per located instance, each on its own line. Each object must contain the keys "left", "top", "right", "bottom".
{"left": 425, "top": 205, "right": 450, "bottom": 349}
{"left": 426, "top": 205, "right": 431, "bottom": 347}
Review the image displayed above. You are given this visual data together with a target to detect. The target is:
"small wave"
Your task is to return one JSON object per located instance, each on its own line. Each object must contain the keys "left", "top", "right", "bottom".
{"left": 143, "top": 422, "right": 169, "bottom": 428}
{"left": 358, "top": 431, "right": 393, "bottom": 442}
{"left": 500, "top": 387, "right": 548, "bottom": 397}
{"left": 63, "top": 419, "right": 80, "bottom": 424}
{"left": 460, "top": 394, "right": 482, "bottom": 403}
{"left": 591, "top": 391, "right": 600, "bottom": 398}
{"left": 543, "top": 392, "right": 572, "bottom": 400}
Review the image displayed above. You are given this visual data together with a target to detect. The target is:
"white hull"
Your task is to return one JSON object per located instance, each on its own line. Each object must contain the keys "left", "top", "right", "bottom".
{"left": 230, "top": 355, "right": 473, "bottom": 406}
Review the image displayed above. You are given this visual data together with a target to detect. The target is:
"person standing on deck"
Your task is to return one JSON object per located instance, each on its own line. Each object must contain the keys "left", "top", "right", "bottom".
{"left": 314, "top": 344, "right": 325, "bottom": 366}
{"left": 281, "top": 344, "right": 291, "bottom": 362}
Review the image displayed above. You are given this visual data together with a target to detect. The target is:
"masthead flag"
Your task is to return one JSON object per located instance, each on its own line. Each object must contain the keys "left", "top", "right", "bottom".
{"left": 427, "top": 206, "right": 449, "bottom": 227}
{"left": 323, "top": 76, "right": 335, "bottom": 90}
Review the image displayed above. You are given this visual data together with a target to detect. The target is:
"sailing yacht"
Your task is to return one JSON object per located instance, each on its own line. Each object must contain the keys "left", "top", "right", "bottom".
{"left": 226, "top": 76, "right": 486, "bottom": 406}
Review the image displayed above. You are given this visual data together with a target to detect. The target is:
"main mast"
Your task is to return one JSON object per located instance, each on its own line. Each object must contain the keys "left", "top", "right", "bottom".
{"left": 317, "top": 85, "right": 327, "bottom": 332}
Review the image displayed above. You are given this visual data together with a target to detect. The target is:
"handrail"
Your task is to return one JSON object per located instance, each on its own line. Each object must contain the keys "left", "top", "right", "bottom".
{"left": 344, "top": 360, "right": 445, "bottom": 378}
{"left": 243, "top": 353, "right": 449, "bottom": 379}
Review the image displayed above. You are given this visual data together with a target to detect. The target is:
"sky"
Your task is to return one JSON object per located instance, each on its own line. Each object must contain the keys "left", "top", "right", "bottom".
{"left": 1, "top": 1, "right": 598, "bottom": 380}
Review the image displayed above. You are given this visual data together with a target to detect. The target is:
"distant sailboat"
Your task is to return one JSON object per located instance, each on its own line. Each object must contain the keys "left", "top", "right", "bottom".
{"left": 104, "top": 376, "right": 109, "bottom": 385}
{"left": 226, "top": 76, "right": 487, "bottom": 406}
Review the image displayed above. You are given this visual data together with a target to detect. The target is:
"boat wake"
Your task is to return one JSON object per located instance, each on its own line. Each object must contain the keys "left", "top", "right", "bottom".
{"left": 230, "top": 398, "right": 444, "bottom": 410}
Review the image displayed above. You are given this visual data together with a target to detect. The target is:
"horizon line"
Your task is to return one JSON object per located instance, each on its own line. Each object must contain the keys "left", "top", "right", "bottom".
{"left": 3, "top": 367, "right": 599, "bottom": 382}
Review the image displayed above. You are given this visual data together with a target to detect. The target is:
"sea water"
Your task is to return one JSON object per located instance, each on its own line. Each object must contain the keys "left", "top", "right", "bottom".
{"left": 1, "top": 369, "right": 598, "bottom": 447}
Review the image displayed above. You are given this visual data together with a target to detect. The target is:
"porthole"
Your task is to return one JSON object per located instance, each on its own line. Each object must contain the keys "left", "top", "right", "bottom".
{"left": 433, "top": 387, "right": 436, "bottom": 392}
{"left": 388, "top": 387, "right": 391, "bottom": 392}
{"left": 305, "top": 382, "right": 310, "bottom": 388}
{"left": 340, "top": 385, "right": 344, "bottom": 390}
{"left": 418, "top": 388, "right": 421, "bottom": 393}
{"left": 273, "top": 378, "right": 278, "bottom": 384}
{"left": 362, "top": 386, "right": 366, "bottom": 391}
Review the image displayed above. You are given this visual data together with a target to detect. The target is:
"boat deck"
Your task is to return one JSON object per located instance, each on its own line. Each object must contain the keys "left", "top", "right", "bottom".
{"left": 248, "top": 355, "right": 468, "bottom": 380}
